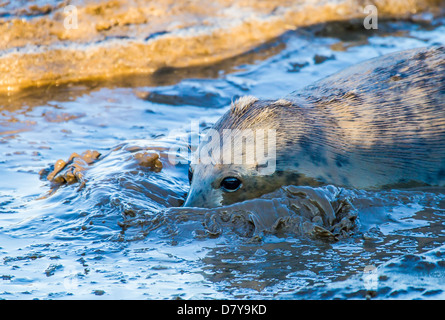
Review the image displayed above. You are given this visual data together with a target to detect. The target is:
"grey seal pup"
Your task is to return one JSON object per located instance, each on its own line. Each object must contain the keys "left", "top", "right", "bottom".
{"left": 185, "top": 46, "right": 445, "bottom": 208}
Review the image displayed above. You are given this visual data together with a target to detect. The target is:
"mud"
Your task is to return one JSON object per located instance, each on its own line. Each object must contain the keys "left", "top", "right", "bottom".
{"left": 1, "top": 5, "right": 445, "bottom": 299}
{"left": 39, "top": 149, "right": 101, "bottom": 195}
{"left": 128, "top": 184, "right": 358, "bottom": 241}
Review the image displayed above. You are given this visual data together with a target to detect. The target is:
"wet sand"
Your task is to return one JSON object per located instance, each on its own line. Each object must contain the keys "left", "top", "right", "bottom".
{"left": 1, "top": 0, "right": 444, "bottom": 92}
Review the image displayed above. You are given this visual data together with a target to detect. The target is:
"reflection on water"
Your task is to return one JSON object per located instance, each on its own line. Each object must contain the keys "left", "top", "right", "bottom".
{"left": 1, "top": 17, "right": 445, "bottom": 299}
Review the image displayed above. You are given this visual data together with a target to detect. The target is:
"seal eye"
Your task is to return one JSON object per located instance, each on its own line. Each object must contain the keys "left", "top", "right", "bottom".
{"left": 188, "top": 167, "right": 193, "bottom": 184}
{"left": 220, "top": 177, "right": 242, "bottom": 192}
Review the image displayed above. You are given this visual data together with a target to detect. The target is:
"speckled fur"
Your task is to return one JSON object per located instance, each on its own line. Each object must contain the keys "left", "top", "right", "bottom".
{"left": 185, "top": 46, "right": 445, "bottom": 208}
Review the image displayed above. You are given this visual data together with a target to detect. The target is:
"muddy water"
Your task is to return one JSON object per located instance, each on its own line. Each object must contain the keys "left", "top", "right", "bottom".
{"left": 1, "top": 8, "right": 445, "bottom": 299}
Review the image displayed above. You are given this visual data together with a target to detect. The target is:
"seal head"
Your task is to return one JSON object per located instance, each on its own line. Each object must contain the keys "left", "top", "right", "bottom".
{"left": 184, "top": 96, "right": 319, "bottom": 208}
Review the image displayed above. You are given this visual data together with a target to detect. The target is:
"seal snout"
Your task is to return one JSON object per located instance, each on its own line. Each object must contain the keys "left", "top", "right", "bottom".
{"left": 184, "top": 181, "right": 223, "bottom": 208}
{"left": 183, "top": 189, "right": 205, "bottom": 208}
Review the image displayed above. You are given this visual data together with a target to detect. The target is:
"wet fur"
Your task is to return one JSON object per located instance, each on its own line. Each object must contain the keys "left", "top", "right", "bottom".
{"left": 186, "top": 46, "right": 445, "bottom": 207}
{"left": 283, "top": 45, "right": 445, "bottom": 188}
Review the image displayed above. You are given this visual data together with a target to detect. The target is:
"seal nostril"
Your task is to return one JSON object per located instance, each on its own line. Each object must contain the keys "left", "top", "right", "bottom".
{"left": 220, "top": 177, "right": 242, "bottom": 192}
{"left": 188, "top": 167, "right": 193, "bottom": 184}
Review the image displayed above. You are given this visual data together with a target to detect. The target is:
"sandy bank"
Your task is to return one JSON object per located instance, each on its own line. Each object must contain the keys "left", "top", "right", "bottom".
{"left": 0, "top": 0, "right": 443, "bottom": 93}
